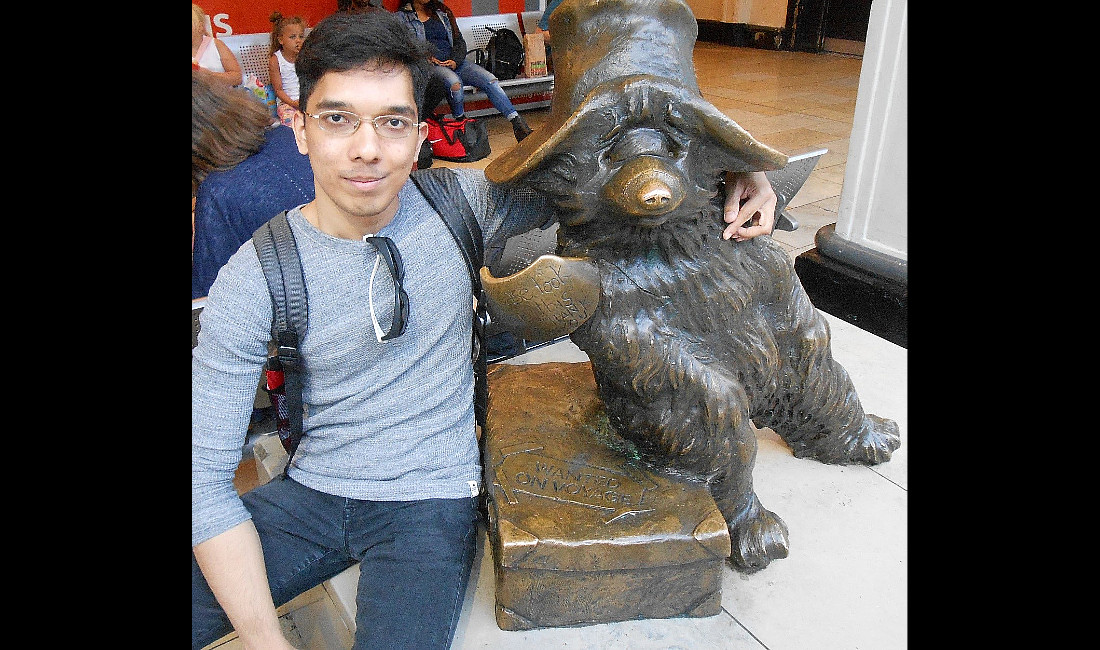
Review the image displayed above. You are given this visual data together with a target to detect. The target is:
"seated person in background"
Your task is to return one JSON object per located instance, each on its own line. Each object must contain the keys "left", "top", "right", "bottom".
{"left": 268, "top": 11, "right": 308, "bottom": 127}
{"left": 536, "top": 0, "right": 565, "bottom": 71}
{"left": 192, "top": 3, "right": 242, "bottom": 87}
{"left": 536, "top": 0, "right": 565, "bottom": 41}
{"left": 397, "top": 0, "right": 534, "bottom": 143}
{"left": 192, "top": 70, "right": 314, "bottom": 299}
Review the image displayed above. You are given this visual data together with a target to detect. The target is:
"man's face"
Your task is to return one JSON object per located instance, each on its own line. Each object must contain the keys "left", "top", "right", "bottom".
{"left": 293, "top": 65, "right": 427, "bottom": 234}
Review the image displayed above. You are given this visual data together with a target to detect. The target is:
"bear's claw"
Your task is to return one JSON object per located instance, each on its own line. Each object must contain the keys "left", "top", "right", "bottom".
{"left": 790, "top": 413, "right": 900, "bottom": 466}
{"left": 727, "top": 504, "right": 790, "bottom": 573}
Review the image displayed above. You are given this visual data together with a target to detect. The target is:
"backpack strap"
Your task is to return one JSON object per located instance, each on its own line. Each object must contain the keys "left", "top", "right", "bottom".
{"left": 409, "top": 168, "right": 489, "bottom": 429}
{"left": 252, "top": 211, "right": 308, "bottom": 469}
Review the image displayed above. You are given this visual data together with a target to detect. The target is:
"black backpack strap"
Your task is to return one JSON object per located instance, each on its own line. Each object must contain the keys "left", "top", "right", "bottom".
{"left": 411, "top": 168, "right": 484, "bottom": 273}
{"left": 252, "top": 211, "right": 308, "bottom": 469}
{"left": 409, "top": 168, "right": 489, "bottom": 428}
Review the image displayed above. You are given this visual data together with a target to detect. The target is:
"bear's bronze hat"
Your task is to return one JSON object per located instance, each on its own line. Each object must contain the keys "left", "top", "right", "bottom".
{"left": 485, "top": 0, "right": 788, "bottom": 184}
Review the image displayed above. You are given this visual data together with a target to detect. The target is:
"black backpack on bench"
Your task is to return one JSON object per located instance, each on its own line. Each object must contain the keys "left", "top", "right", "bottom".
{"left": 475, "top": 27, "right": 524, "bottom": 81}
{"left": 251, "top": 167, "right": 489, "bottom": 470}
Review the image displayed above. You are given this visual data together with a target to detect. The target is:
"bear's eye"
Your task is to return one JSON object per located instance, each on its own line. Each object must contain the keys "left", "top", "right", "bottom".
{"left": 544, "top": 152, "right": 578, "bottom": 185}
{"left": 600, "top": 107, "right": 624, "bottom": 143}
{"left": 665, "top": 102, "right": 686, "bottom": 129}
{"left": 607, "top": 128, "right": 669, "bottom": 163}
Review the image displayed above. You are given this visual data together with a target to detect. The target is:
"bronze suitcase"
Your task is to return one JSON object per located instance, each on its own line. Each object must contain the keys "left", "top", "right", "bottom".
{"left": 483, "top": 361, "right": 732, "bottom": 631}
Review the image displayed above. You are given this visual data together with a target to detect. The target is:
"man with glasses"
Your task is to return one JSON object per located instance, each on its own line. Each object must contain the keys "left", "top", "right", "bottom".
{"left": 192, "top": 10, "right": 779, "bottom": 650}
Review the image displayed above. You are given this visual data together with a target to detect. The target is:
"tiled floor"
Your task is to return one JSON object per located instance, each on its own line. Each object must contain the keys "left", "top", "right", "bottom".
{"left": 208, "top": 42, "right": 907, "bottom": 650}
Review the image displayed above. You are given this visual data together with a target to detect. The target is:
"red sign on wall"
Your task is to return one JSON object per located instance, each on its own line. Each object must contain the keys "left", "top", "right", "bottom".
{"left": 195, "top": 0, "right": 524, "bottom": 37}
{"left": 196, "top": 1, "right": 339, "bottom": 37}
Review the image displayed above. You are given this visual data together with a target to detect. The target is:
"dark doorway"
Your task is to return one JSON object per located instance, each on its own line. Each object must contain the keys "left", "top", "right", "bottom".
{"left": 785, "top": 0, "right": 872, "bottom": 53}
{"left": 824, "top": 0, "right": 872, "bottom": 41}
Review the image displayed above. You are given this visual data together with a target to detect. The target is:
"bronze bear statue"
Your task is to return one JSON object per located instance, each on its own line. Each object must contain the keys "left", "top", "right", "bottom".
{"left": 485, "top": 0, "right": 900, "bottom": 573}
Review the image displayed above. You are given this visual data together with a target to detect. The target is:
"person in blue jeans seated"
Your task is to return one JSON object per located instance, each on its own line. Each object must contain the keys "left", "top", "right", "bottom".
{"left": 533, "top": 0, "right": 565, "bottom": 72}
{"left": 192, "top": 10, "right": 781, "bottom": 650}
{"left": 398, "top": 0, "right": 534, "bottom": 143}
{"left": 537, "top": 0, "right": 565, "bottom": 39}
{"left": 192, "top": 70, "right": 314, "bottom": 299}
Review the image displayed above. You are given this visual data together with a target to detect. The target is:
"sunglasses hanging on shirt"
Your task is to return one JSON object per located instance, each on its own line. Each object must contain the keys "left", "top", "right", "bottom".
{"left": 364, "top": 234, "right": 409, "bottom": 342}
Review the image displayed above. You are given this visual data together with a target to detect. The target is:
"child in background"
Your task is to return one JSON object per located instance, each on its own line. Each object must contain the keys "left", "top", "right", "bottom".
{"left": 268, "top": 12, "right": 307, "bottom": 127}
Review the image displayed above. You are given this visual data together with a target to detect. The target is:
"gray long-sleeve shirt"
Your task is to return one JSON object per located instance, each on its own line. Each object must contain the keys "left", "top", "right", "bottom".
{"left": 192, "top": 170, "right": 552, "bottom": 546}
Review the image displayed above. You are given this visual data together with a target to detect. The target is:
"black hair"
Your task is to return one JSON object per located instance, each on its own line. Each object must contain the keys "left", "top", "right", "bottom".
{"left": 297, "top": 10, "right": 432, "bottom": 118}
{"left": 338, "top": 0, "right": 379, "bottom": 10}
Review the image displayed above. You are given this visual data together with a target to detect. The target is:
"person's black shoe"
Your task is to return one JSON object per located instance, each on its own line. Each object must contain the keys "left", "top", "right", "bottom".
{"left": 511, "top": 114, "right": 533, "bottom": 142}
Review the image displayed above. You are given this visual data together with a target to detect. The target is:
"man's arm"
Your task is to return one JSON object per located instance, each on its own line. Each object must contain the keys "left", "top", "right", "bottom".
{"left": 193, "top": 521, "right": 296, "bottom": 650}
{"left": 721, "top": 170, "right": 778, "bottom": 242}
{"left": 193, "top": 247, "right": 286, "bottom": 646}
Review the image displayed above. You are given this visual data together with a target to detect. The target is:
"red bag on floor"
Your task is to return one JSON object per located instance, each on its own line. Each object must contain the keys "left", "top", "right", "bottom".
{"left": 426, "top": 115, "right": 491, "bottom": 162}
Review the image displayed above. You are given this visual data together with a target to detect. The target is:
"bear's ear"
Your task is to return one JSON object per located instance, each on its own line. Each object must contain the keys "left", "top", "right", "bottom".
{"left": 521, "top": 151, "right": 582, "bottom": 198}
{"left": 690, "top": 139, "right": 770, "bottom": 178}
{"left": 675, "top": 93, "right": 789, "bottom": 173}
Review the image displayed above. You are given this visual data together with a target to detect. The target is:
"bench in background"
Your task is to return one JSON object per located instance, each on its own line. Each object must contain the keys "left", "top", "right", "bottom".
{"left": 451, "top": 11, "right": 553, "bottom": 117}
{"left": 219, "top": 11, "right": 554, "bottom": 119}
{"left": 220, "top": 32, "right": 272, "bottom": 86}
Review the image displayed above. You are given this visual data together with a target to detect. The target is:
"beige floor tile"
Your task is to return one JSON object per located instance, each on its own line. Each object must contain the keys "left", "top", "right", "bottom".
{"left": 787, "top": 174, "right": 843, "bottom": 209}
{"left": 734, "top": 85, "right": 809, "bottom": 105}
{"left": 750, "top": 93, "right": 832, "bottom": 113}
{"left": 716, "top": 110, "right": 784, "bottom": 137}
{"left": 800, "top": 116, "right": 854, "bottom": 137}
{"left": 812, "top": 162, "right": 849, "bottom": 185}
{"left": 759, "top": 127, "right": 839, "bottom": 152}
{"left": 817, "top": 137, "right": 852, "bottom": 168}
{"left": 806, "top": 194, "right": 841, "bottom": 213}
{"left": 766, "top": 111, "right": 841, "bottom": 134}
{"left": 814, "top": 156, "right": 846, "bottom": 174}
{"left": 772, "top": 203, "right": 838, "bottom": 253}
{"left": 794, "top": 89, "right": 860, "bottom": 108}
{"left": 801, "top": 103, "right": 860, "bottom": 123}
{"left": 702, "top": 91, "right": 792, "bottom": 117}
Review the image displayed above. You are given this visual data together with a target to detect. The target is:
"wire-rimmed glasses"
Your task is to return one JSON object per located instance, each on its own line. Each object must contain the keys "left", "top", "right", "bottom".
{"left": 305, "top": 110, "right": 423, "bottom": 139}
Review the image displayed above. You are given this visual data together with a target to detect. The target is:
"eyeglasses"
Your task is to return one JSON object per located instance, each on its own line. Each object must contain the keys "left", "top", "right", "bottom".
{"left": 305, "top": 110, "right": 422, "bottom": 139}
{"left": 364, "top": 235, "right": 409, "bottom": 342}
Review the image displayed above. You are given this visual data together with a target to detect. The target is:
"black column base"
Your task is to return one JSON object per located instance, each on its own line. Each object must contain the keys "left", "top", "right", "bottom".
{"left": 794, "top": 247, "right": 907, "bottom": 348}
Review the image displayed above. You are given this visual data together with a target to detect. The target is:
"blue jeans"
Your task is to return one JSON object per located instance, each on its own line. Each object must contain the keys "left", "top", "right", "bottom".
{"left": 432, "top": 60, "right": 518, "bottom": 120}
{"left": 192, "top": 476, "right": 479, "bottom": 650}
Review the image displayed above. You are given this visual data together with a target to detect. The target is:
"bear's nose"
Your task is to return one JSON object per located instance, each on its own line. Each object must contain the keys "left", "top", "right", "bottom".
{"left": 604, "top": 156, "right": 685, "bottom": 219}
{"left": 640, "top": 181, "right": 673, "bottom": 208}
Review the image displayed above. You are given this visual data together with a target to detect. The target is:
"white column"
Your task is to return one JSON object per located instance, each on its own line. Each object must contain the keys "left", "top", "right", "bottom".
{"left": 819, "top": 0, "right": 907, "bottom": 283}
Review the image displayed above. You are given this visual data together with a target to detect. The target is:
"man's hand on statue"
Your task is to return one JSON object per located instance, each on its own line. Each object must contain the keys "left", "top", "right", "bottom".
{"left": 722, "top": 171, "right": 778, "bottom": 242}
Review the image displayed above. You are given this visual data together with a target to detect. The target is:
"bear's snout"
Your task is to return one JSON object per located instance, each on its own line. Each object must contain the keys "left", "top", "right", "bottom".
{"left": 602, "top": 156, "right": 685, "bottom": 224}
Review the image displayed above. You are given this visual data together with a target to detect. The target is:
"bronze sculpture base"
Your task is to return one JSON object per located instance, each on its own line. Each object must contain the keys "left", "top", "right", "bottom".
{"left": 483, "top": 362, "right": 731, "bottom": 630}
